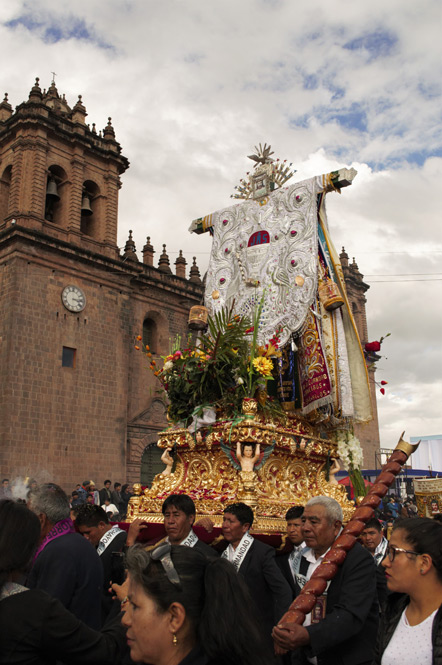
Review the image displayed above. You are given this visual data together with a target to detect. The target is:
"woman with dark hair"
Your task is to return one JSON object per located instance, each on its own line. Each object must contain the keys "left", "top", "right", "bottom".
{"left": 0, "top": 499, "right": 126, "bottom": 664}
{"left": 122, "top": 543, "right": 272, "bottom": 665}
{"left": 374, "top": 517, "right": 442, "bottom": 664}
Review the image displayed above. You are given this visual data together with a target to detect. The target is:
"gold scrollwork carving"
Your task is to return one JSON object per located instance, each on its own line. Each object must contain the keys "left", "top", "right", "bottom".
{"left": 128, "top": 413, "right": 354, "bottom": 530}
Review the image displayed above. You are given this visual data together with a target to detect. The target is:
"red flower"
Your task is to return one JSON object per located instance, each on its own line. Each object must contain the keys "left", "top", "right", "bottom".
{"left": 380, "top": 388, "right": 385, "bottom": 395}
{"left": 381, "top": 380, "right": 388, "bottom": 385}
{"left": 365, "top": 341, "right": 381, "bottom": 353}
{"left": 245, "top": 326, "right": 254, "bottom": 334}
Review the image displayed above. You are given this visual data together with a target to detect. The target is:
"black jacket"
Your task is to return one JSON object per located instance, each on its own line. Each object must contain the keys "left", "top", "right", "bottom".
{"left": 0, "top": 588, "right": 125, "bottom": 665}
{"left": 230, "top": 537, "right": 292, "bottom": 656}
{"left": 193, "top": 538, "right": 219, "bottom": 559}
{"left": 26, "top": 532, "right": 103, "bottom": 630}
{"left": 99, "top": 529, "right": 127, "bottom": 622}
{"left": 291, "top": 542, "right": 378, "bottom": 665}
{"left": 373, "top": 593, "right": 442, "bottom": 665}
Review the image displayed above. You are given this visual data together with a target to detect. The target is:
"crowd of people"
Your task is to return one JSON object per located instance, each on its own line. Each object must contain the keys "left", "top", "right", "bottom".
{"left": 0, "top": 480, "right": 441, "bottom": 665}
{"left": 69, "top": 480, "right": 135, "bottom": 521}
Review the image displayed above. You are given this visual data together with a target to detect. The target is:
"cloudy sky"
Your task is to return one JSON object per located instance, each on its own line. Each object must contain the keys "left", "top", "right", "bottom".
{"left": 1, "top": 0, "right": 441, "bottom": 461}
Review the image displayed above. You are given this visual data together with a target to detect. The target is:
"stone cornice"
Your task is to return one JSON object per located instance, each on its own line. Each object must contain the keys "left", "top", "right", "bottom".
{"left": 0, "top": 224, "right": 204, "bottom": 301}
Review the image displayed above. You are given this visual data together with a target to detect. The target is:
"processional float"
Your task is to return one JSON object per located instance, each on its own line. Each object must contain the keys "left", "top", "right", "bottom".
{"left": 128, "top": 144, "right": 408, "bottom": 534}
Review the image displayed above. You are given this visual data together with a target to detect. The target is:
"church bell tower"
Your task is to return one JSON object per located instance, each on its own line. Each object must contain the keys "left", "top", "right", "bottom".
{"left": 0, "top": 78, "right": 128, "bottom": 257}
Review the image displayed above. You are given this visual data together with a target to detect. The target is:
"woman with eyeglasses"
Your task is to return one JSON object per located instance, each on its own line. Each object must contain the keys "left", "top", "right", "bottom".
{"left": 0, "top": 499, "right": 127, "bottom": 664}
{"left": 121, "top": 543, "right": 272, "bottom": 665}
{"left": 374, "top": 517, "right": 442, "bottom": 665}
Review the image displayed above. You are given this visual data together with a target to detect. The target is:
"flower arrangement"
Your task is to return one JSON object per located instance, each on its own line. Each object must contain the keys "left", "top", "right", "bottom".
{"left": 334, "top": 429, "right": 366, "bottom": 498}
{"left": 144, "top": 303, "right": 283, "bottom": 426}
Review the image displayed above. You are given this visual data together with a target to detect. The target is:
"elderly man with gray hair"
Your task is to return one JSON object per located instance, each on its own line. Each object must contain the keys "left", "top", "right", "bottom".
{"left": 273, "top": 495, "right": 379, "bottom": 665}
{"left": 27, "top": 482, "right": 103, "bottom": 629}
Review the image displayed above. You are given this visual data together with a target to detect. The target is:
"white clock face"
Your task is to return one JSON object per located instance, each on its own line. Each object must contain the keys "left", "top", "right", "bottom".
{"left": 61, "top": 285, "right": 86, "bottom": 312}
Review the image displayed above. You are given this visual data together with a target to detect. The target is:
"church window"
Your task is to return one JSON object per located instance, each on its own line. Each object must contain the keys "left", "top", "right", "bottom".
{"left": 0, "top": 165, "right": 12, "bottom": 225}
{"left": 142, "top": 317, "right": 157, "bottom": 353}
{"left": 62, "top": 346, "right": 76, "bottom": 368}
{"left": 140, "top": 443, "right": 164, "bottom": 485}
{"left": 80, "top": 180, "right": 99, "bottom": 238}
{"left": 45, "top": 165, "right": 66, "bottom": 225}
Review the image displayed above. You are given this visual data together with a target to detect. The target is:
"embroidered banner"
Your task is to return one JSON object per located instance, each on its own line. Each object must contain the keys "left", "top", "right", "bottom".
{"left": 199, "top": 176, "right": 323, "bottom": 347}
{"left": 297, "top": 310, "right": 333, "bottom": 414}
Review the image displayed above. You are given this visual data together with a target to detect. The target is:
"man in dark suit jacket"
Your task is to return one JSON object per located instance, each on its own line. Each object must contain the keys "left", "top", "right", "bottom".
{"left": 162, "top": 494, "right": 218, "bottom": 558}
{"left": 222, "top": 502, "right": 292, "bottom": 657}
{"left": 99, "top": 479, "right": 112, "bottom": 505}
{"left": 360, "top": 517, "right": 389, "bottom": 612}
{"left": 272, "top": 496, "right": 378, "bottom": 665}
{"left": 76, "top": 504, "right": 127, "bottom": 623}
{"left": 27, "top": 483, "right": 103, "bottom": 630}
{"left": 110, "top": 482, "right": 124, "bottom": 517}
{"left": 124, "top": 493, "right": 217, "bottom": 558}
{"left": 277, "top": 505, "right": 306, "bottom": 598}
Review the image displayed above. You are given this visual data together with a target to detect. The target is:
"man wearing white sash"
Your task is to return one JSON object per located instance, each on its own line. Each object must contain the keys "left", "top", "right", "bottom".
{"left": 222, "top": 502, "right": 292, "bottom": 659}
{"left": 76, "top": 504, "right": 127, "bottom": 623}
{"left": 162, "top": 494, "right": 217, "bottom": 558}
{"left": 272, "top": 496, "right": 379, "bottom": 665}
{"left": 277, "top": 506, "right": 306, "bottom": 598}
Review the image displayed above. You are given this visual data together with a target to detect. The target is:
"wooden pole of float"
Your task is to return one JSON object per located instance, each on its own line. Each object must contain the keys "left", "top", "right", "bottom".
{"left": 275, "top": 433, "right": 420, "bottom": 635}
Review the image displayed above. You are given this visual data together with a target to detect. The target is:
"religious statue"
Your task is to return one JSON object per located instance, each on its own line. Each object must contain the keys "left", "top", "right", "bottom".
{"left": 237, "top": 442, "right": 261, "bottom": 472}
{"left": 160, "top": 448, "right": 174, "bottom": 476}
{"left": 328, "top": 458, "right": 341, "bottom": 485}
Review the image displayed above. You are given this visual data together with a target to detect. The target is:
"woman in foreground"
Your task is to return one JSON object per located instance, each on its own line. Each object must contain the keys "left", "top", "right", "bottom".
{"left": 0, "top": 499, "right": 126, "bottom": 664}
{"left": 374, "top": 517, "right": 442, "bottom": 665}
{"left": 122, "top": 543, "right": 272, "bottom": 665}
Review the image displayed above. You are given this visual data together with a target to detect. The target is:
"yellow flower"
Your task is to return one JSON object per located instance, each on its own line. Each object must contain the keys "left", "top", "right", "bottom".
{"left": 252, "top": 357, "right": 273, "bottom": 376}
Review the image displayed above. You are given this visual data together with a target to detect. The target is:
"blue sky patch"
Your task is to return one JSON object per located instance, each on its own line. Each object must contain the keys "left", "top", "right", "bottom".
{"left": 328, "top": 104, "right": 368, "bottom": 132}
{"left": 344, "top": 30, "right": 397, "bottom": 60}
{"left": 288, "top": 114, "right": 310, "bottom": 129}
{"left": 406, "top": 148, "right": 442, "bottom": 166}
{"left": 5, "top": 13, "right": 113, "bottom": 50}
{"left": 303, "top": 74, "right": 318, "bottom": 90}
